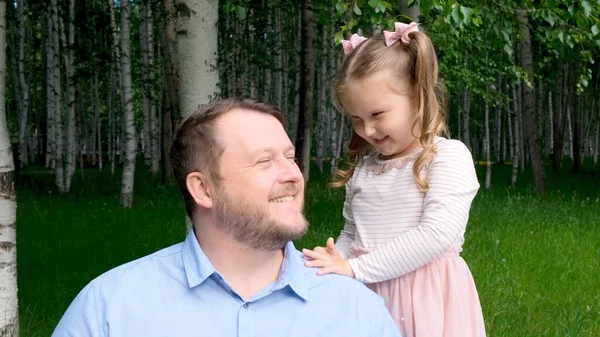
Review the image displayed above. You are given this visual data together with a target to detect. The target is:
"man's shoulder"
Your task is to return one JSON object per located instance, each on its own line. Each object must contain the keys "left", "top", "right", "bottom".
{"left": 52, "top": 242, "right": 186, "bottom": 337}
{"left": 308, "top": 271, "right": 381, "bottom": 302}
{"left": 88, "top": 241, "right": 184, "bottom": 292}
{"left": 288, "top": 249, "right": 382, "bottom": 303}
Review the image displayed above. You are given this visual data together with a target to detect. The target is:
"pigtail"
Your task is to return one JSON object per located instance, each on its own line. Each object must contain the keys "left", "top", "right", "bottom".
{"left": 409, "top": 32, "right": 448, "bottom": 191}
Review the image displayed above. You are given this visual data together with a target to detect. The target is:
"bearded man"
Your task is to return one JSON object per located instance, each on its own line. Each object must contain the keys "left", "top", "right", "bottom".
{"left": 52, "top": 97, "right": 401, "bottom": 337}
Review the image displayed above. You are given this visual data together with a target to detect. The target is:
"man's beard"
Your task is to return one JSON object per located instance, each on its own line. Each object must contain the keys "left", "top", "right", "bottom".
{"left": 213, "top": 189, "right": 308, "bottom": 251}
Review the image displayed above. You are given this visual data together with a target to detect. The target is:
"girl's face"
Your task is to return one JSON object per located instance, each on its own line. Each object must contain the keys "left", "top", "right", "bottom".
{"left": 341, "top": 70, "right": 420, "bottom": 159}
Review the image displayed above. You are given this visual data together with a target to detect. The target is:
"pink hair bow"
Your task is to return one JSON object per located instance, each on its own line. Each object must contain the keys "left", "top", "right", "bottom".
{"left": 383, "top": 22, "right": 419, "bottom": 47}
{"left": 341, "top": 34, "right": 367, "bottom": 55}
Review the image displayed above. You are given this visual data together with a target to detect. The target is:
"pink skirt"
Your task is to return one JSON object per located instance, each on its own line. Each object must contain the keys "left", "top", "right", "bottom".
{"left": 352, "top": 245, "right": 486, "bottom": 337}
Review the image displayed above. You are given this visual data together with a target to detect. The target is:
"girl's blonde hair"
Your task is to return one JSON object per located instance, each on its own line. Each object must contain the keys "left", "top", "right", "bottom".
{"left": 331, "top": 28, "right": 448, "bottom": 190}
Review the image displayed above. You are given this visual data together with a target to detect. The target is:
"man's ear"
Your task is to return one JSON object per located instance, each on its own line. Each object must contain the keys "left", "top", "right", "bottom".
{"left": 186, "top": 171, "right": 214, "bottom": 209}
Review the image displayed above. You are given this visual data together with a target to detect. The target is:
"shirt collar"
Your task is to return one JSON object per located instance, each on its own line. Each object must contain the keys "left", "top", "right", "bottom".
{"left": 182, "top": 229, "right": 217, "bottom": 288}
{"left": 182, "top": 231, "right": 311, "bottom": 301}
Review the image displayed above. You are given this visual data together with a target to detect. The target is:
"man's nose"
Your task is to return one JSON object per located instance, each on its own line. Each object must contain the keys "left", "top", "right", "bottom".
{"left": 279, "top": 156, "right": 304, "bottom": 184}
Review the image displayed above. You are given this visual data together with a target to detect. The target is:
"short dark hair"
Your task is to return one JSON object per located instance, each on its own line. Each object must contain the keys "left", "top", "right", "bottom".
{"left": 170, "top": 97, "right": 285, "bottom": 218}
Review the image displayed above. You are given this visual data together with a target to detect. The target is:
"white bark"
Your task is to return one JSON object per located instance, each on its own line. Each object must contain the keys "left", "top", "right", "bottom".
{"left": 65, "top": 0, "right": 76, "bottom": 191}
{"left": 176, "top": 0, "right": 220, "bottom": 116}
{"left": 120, "top": 0, "right": 137, "bottom": 208}
{"left": 0, "top": 1, "right": 19, "bottom": 334}
{"left": 17, "top": 0, "right": 29, "bottom": 167}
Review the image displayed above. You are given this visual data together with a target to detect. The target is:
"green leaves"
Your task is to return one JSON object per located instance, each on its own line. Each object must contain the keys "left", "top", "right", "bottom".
{"left": 420, "top": 0, "right": 435, "bottom": 18}
{"left": 367, "top": 0, "right": 392, "bottom": 13}
{"left": 581, "top": 1, "right": 592, "bottom": 18}
{"left": 235, "top": 5, "right": 247, "bottom": 20}
{"left": 223, "top": 2, "right": 247, "bottom": 20}
{"left": 460, "top": 6, "right": 474, "bottom": 25}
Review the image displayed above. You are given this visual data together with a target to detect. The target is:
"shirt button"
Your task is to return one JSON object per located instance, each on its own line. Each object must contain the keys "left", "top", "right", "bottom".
{"left": 243, "top": 303, "right": 249, "bottom": 309}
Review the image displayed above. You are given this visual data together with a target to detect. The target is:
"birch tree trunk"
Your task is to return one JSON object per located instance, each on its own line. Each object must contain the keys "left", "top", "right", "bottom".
{"left": 566, "top": 105, "right": 573, "bottom": 160}
{"left": 64, "top": 0, "right": 76, "bottom": 191}
{"left": 493, "top": 78, "right": 502, "bottom": 163}
{"left": 17, "top": 0, "right": 29, "bottom": 167}
{"left": 295, "top": 0, "right": 317, "bottom": 182}
{"left": 176, "top": 0, "right": 220, "bottom": 116}
{"left": 0, "top": 1, "right": 19, "bottom": 333}
{"left": 120, "top": 0, "right": 137, "bottom": 208}
{"left": 177, "top": 0, "right": 220, "bottom": 231}
{"left": 159, "top": 0, "right": 179, "bottom": 183}
{"left": 108, "top": 0, "right": 123, "bottom": 165}
{"left": 517, "top": 9, "right": 545, "bottom": 195}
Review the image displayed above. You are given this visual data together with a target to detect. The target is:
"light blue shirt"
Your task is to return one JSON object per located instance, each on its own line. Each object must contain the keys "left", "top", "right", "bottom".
{"left": 52, "top": 231, "right": 401, "bottom": 337}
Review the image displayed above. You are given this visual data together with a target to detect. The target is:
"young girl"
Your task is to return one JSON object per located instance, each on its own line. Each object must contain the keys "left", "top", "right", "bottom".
{"left": 302, "top": 22, "right": 486, "bottom": 337}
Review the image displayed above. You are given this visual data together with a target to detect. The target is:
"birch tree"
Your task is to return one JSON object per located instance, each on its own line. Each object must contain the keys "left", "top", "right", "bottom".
{"left": 64, "top": 0, "right": 76, "bottom": 191}
{"left": 0, "top": 0, "right": 19, "bottom": 334}
{"left": 120, "top": 0, "right": 137, "bottom": 207}
{"left": 295, "top": 0, "right": 316, "bottom": 181}
{"left": 176, "top": 0, "right": 220, "bottom": 117}
{"left": 517, "top": 8, "right": 545, "bottom": 195}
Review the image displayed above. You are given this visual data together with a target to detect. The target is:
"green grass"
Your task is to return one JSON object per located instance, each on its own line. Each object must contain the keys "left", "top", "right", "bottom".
{"left": 16, "top": 162, "right": 600, "bottom": 336}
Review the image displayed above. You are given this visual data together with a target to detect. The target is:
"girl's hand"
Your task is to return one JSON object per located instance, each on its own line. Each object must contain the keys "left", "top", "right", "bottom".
{"left": 302, "top": 237, "right": 355, "bottom": 278}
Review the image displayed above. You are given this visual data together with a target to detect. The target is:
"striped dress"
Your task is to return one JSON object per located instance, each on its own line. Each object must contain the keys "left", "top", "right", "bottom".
{"left": 336, "top": 136, "right": 486, "bottom": 337}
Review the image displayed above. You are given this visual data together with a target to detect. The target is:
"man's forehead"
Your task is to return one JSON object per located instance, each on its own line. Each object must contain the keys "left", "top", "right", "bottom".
{"left": 215, "top": 109, "right": 291, "bottom": 153}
